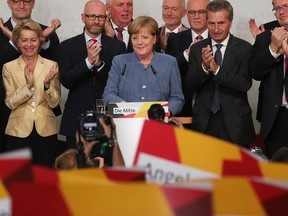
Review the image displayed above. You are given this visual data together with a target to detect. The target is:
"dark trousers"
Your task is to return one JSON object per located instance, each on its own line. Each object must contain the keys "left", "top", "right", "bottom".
{"left": 205, "top": 110, "right": 233, "bottom": 144}
{"left": 66, "top": 136, "right": 77, "bottom": 149}
{"left": 5, "top": 126, "right": 57, "bottom": 168}
{"left": 265, "top": 107, "right": 288, "bottom": 159}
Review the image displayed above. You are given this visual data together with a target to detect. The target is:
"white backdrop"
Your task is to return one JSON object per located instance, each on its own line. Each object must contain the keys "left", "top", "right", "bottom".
{"left": 1, "top": 0, "right": 276, "bottom": 134}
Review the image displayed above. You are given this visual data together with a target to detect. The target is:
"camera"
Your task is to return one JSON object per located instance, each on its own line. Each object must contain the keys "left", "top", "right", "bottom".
{"left": 77, "top": 110, "right": 112, "bottom": 142}
{"left": 77, "top": 110, "right": 114, "bottom": 167}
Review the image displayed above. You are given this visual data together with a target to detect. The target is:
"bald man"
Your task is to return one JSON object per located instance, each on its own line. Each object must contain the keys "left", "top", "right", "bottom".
{"left": 59, "top": 0, "right": 126, "bottom": 148}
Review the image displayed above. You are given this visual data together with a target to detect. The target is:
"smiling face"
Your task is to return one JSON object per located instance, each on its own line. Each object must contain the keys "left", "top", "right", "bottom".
{"left": 17, "top": 29, "right": 40, "bottom": 58}
{"left": 7, "top": 0, "right": 35, "bottom": 23}
{"left": 186, "top": 0, "right": 208, "bottom": 34}
{"left": 273, "top": 0, "right": 288, "bottom": 27}
{"left": 131, "top": 27, "right": 156, "bottom": 60}
{"left": 162, "top": 0, "right": 185, "bottom": 31}
{"left": 207, "top": 9, "right": 232, "bottom": 43}
{"left": 81, "top": 1, "right": 107, "bottom": 38}
{"left": 107, "top": 0, "right": 133, "bottom": 28}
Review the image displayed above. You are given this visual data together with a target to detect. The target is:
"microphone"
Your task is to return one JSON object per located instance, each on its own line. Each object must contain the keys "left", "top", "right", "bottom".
{"left": 151, "top": 65, "right": 157, "bottom": 75}
{"left": 151, "top": 65, "right": 165, "bottom": 101}
{"left": 121, "top": 64, "right": 126, "bottom": 76}
{"left": 118, "top": 64, "right": 126, "bottom": 95}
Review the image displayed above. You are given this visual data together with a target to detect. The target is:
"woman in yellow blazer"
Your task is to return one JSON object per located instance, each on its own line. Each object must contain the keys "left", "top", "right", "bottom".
{"left": 2, "top": 19, "right": 60, "bottom": 167}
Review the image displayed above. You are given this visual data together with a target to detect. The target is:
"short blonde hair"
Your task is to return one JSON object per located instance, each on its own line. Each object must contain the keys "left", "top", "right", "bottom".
{"left": 128, "top": 16, "right": 159, "bottom": 36}
{"left": 12, "top": 19, "right": 45, "bottom": 51}
{"left": 55, "top": 149, "right": 79, "bottom": 170}
{"left": 55, "top": 148, "right": 96, "bottom": 170}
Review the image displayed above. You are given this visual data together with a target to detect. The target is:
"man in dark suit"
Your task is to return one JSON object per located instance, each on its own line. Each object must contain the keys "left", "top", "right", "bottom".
{"left": 59, "top": 0, "right": 126, "bottom": 148}
{"left": 249, "top": 0, "right": 288, "bottom": 158}
{"left": 0, "top": 0, "right": 61, "bottom": 152}
{"left": 166, "top": 0, "right": 209, "bottom": 118}
{"left": 248, "top": 18, "right": 280, "bottom": 123}
{"left": 186, "top": 0, "right": 255, "bottom": 147}
{"left": 155, "top": 0, "right": 187, "bottom": 52}
{"left": 104, "top": 0, "right": 134, "bottom": 52}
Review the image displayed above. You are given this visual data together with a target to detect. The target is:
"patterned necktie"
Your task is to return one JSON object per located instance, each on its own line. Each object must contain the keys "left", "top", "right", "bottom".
{"left": 211, "top": 44, "right": 223, "bottom": 113}
{"left": 115, "top": 27, "right": 124, "bottom": 41}
{"left": 191, "top": 35, "right": 204, "bottom": 107}
{"left": 195, "top": 35, "right": 203, "bottom": 41}
{"left": 89, "top": 39, "right": 98, "bottom": 109}
{"left": 90, "top": 38, "right": 97, "bottom": 44}
{"left": 284, "top": 56, "right": 288, "bottom": 102}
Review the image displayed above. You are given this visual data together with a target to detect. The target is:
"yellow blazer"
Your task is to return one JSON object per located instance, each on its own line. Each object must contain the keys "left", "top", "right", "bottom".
{"left": 2, "top": 55, "right": 61, "bottom": 138}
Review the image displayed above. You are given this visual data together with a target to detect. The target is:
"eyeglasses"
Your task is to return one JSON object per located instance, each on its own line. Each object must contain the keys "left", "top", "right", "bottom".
{"left": 272, "top": 3, "right": 288, "bottom": 14}
{"left": 85, "top": 14, "right": 106, "bottom": 21}
{"left": 10, "top": 0, "right": 33, "bottom": 5}
{"left": 187, "top": 10, "right": 206, "bottom": 17}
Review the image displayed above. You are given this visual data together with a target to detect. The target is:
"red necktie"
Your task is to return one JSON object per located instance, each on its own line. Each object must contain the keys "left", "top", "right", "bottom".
{"left": 89, "top": 39, "right": 97, "bottom": 109}
{"left": 192, "top": 35, "right": 204, "bottom": 107}
{"left": 115, "top": 27, "right": 124, "bottom": 41}
{"left": 90, "top": 38, "right": 97, "bottom": 44}
{"left": 284, "top": 56, "right": 288, "bottom": 102}
{"left": 195, "top": 35, "right": 203, "bottom": 40}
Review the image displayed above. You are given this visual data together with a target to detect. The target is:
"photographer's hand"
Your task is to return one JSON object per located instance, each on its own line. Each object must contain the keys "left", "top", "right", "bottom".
{"left": 99, "top": 117, "right": 125, "bottom": 166}
{"left": 76, "top": 131, "right": 98, "bottom": 159}
{"left": 94, "top": 157, "right": 105, "bottom": 168}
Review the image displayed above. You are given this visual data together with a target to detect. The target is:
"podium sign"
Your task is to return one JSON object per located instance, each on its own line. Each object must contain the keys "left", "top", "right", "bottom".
{"left": 107, "top": 102, "right": 168, "bottom": 166}
{"left": 108, "top": 101, "right": 169, "bottom": 118}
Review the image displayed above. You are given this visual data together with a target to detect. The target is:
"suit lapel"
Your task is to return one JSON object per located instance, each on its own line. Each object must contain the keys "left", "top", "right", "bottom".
{"left": 100, "top": 34, "right": 109, "bottom": 60}
{"left": 5, "top": 18, "right": 13, "bottom": 31}
{"left": 33, "top": 55, "right": 45, "bottom": 83}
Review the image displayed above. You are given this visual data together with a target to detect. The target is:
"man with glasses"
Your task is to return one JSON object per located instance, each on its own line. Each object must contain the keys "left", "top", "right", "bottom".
{"left": 249, "top": 0, "right": 288, "bottom": 158}
{"left": 59, "top": 0, "right": 126, "bottom": 148}
{"left": 165, "top": 0, "right": 209, "bottom": 120}
{"left": 156, "top": 0, "right": 187, "bottom": 52}
{"left": 105, "top": 0, "right": 134, "bottom": 52}
{"left": 0, "top": 0, "right": 61, "bottom": 152}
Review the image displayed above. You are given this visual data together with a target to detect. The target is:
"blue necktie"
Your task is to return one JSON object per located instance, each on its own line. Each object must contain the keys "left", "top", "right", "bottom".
{"left": 211, "top": 44, "right": 223, "bottom": 113}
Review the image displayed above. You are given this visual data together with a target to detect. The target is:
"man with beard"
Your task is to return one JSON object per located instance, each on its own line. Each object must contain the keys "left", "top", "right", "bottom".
{"left": 59, "top": 0, "right": 126, "bottom": 148}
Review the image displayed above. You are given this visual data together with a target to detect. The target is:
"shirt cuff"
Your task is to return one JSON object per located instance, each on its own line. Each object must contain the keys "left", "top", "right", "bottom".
{"left": 85, "top": 58, "right": 94, "bottom": 70}
{"left": 269, "top": 46, "right": 281, "bottom": 59}
{"left": 183, "top": 50, "right": 189, "bottom": 62}
{"left": 42, "top": 39, "right": 50, "bottom": 50}
{"left": 95, "top": 61, "right": 105, "bottom": 72}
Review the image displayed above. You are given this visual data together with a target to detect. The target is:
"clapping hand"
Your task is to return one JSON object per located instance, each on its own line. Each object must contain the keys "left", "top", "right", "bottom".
{"left": 43, "top": 65, "right": 57, "bottom": 89}
{"left": 0, "top": 17, "right": 12, "bottom": 40}
{"left": 248, "top": 18, "right": 265, "bottom": 39}
{"left": 202, "top": 45, "right": 218, "bottom": 73}
{"left": 43, "top": 18, "right": 61, "bottom": 39}
{"left": 24, "top": 64, "right": 34, "bottom": 89}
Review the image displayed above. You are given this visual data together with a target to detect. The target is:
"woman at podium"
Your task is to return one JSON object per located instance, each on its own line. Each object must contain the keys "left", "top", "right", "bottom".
{"left": 103, "top": 16, "right": 184, "bottom": 116}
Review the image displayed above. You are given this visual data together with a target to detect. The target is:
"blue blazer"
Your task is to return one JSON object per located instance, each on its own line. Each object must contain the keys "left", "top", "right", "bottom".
{"left": 103, "top": 52, "right": 184, "bottom": 115}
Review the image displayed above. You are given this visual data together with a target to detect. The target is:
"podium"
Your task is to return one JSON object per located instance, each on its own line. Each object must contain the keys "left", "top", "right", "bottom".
{"left": 108, "top": 102, "right": 168, "bottom": 166}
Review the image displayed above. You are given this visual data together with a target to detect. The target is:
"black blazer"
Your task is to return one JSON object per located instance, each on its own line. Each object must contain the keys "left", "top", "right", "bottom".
{"left": 255, "top": 20, "right": 280, "bottom": 122}
{"left": 104, "top": 20, "right": 133, "bottom": 53}
{"left": 165, "top": 29, "right": 192, "bottom": 117}
{"left": 59, "top": 33, "right": 126, "bottom": 137}
{"left": 187, "top": 35, "right": 256, "bottom": 147}
{"left": 249, "top": 30, "right": 286, "bottom": 140}
{"left": 154, "top": 24, "right": 188, "bottom": 53}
